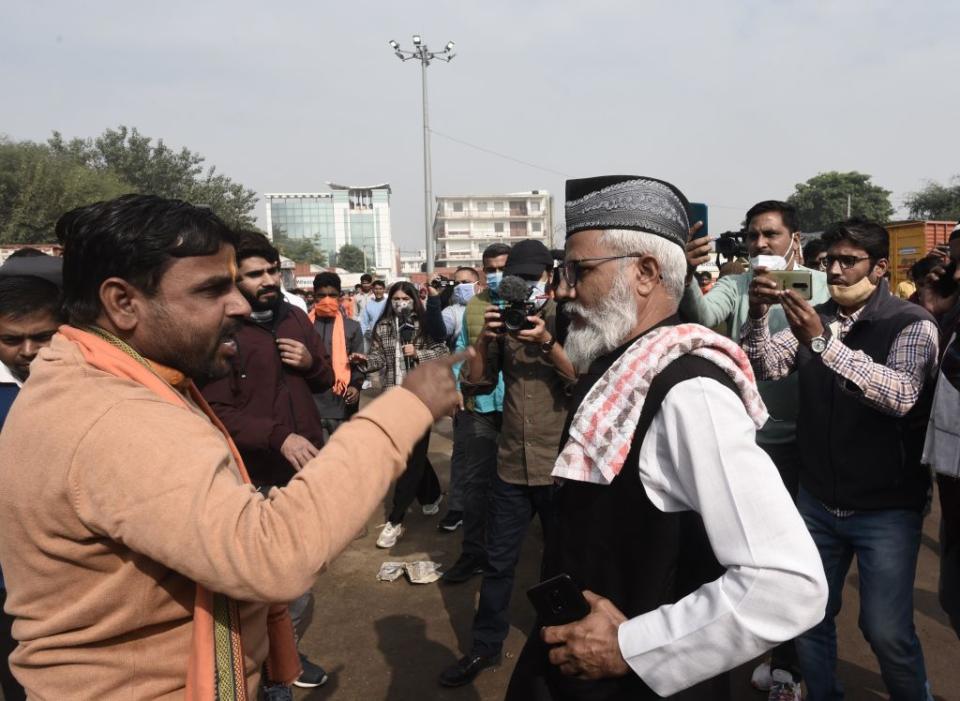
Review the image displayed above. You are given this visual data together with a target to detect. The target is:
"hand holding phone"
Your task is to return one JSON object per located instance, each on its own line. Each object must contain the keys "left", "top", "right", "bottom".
{"left": 527, "top": 574, "right": 590, "bottom": 627}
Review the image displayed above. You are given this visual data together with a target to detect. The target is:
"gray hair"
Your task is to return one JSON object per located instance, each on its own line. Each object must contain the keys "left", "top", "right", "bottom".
{"left": 598, "top": 229, "right": 687, "bottom": 302}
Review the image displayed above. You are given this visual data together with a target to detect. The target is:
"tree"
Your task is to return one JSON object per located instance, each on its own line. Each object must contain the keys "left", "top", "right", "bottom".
{"left": 48, "top": 126, "right": 258, "bottom": 228}
{"left": 273, "top": 232, "right": 327, "bottom": 267}
{"left": 0, "top": 137, "right": 129, "bottom": 243}
{"left": 904, "top": 177, "right": 960, "bottom": 221}
{"left": 787, "top": 171, "right": 894, "bottom": 231}
{"left": 337, "top": 244, "right": 367, "bottom": 273}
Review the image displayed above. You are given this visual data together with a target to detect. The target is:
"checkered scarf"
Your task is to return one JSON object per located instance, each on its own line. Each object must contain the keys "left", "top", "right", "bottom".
{"left": 552, "top": 323, "right": 768, "bottom": 485}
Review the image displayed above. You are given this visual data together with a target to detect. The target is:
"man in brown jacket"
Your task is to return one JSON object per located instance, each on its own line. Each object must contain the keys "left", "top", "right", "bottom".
{"left": 0, "top": 194, "right": 465, "bottom": 699}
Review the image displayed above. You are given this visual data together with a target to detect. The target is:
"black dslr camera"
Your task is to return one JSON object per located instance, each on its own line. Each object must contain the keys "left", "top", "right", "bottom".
{"left": 429, "top": 274, "right": 456, "bottom": 290}
{"left": 497, "top": 275, "right": 539, "bottom": 332}
{"left": 715, "top": 230, "right": 748, "bottom": 261}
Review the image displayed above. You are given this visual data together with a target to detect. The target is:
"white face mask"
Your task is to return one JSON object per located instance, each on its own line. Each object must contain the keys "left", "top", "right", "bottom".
{"left": 392, "top": 299, "right": 413, "bottom": 314}
{"left": 750, "top": 237, "right": 798, "bottom": 272}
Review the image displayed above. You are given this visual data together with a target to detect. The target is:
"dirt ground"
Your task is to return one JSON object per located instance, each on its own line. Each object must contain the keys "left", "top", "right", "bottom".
{"left": 294, "top": 410, "right": 959, "bottom": 701}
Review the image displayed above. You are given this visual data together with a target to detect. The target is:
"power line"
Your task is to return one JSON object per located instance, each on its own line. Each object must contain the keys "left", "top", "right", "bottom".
{"left": 428, "top": 128, "right": 571, "bottom": 178}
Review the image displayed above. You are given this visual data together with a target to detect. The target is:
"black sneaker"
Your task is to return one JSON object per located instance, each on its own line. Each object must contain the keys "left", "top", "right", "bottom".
{"left": 441, "top": 554, "right": 486, "bottom": 584}
{"left": 438, "top": 653, "right": 501, "bottom": 687}
{"left": 438, "top": 510, "right": 463, "bottom": 532}
{"left": 293, "top": 654, "right": 329, "bottom": 688}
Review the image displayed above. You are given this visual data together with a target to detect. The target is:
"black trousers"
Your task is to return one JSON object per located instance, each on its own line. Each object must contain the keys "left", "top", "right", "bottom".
{"left": 938, "top": 474, "right": 960, "bottom": 639}
{"left": 0, "top": 590, "right": 26, "bottom": 701}
{"left": 388, "top": 431, "right": 441, "bottom": 524}
{"left": 759, "top": 440, "right": 802, "bottom": 679}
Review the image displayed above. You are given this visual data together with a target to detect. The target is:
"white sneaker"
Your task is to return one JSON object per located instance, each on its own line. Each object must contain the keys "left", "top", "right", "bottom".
{"left": 751, "top": 661, "right": 773, "bottom": 691}
{"left": 422, "top": 494, "right": 443, "bottom": 516}
{"left": 376, "top": 522, "right": 404, "bottom": 548}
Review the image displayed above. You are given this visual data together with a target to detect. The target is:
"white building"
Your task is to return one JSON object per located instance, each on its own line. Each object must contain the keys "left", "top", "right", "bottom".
{"left": 398, "top": 249, "right": 426, "bottom": 275}
{"left": 264, "top": 182, "right": 396, "bottom": 276}
{"left": 433, "top": 191, "right": 554, "bottom": 269}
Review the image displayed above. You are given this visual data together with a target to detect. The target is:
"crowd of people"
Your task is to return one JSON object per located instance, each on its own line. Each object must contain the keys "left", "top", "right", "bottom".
{"left": 0, "top": 178, "right": 957, "bottom": 700}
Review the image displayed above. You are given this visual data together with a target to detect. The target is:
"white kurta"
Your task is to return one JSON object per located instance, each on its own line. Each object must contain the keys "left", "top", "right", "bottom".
{"left": 616, "top": 377, "right": 828, "bottom": 696}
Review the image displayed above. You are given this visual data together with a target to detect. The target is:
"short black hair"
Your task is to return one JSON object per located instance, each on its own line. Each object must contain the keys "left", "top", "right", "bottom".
{"left": 313, "top": 272, "right": 342, "bottom": 293}
{"left": 820, "top": 217, "right": 889, "bottom": 261}
{"left": 950, "top": 226, "right": 960, "bottom": 243}
{"left": 910, "top": 256, "right": 939, "bottom": 283}
{"left": 235, "top": 230, "right": 279, "bottom": 265}
{"left": 802, "top": 238, "right": 828, "bottom": 263}
{"left": 745, "top": 200, "right": 800, "bottom": 233}
{"left": 371, "top": 279, "right": 386, "bottom": 289}
{"left": 482, "top": 243, "right": 511, "bottom": 262}
{"left": 56, "top": 194, "right": 237, "bottom": 325}
{"left": 453, "top": 266, "right": 479, "bottom": 281}
{"left": 360, "top": 273, "right": 373, "bottom": 283}
{"left": 0, "top": 275, "right": 62, "bottom": 322}
{"left": 6, "top": 247, "right": 47, "bottom": 259}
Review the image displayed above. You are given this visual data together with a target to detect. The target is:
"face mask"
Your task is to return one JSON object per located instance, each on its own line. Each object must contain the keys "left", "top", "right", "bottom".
{"left": 486, "top": 271, "right": 503, "bottom": 294}
{"left": 452, "top": 282, "right": 476, "bottom": 306}
{"left": 828, "top": 275, "right": 877, "bottom": 308}
{"left": 392, "top": 299, "right": 413, "bottom": 314}
{"left": 313, "top": 297, "right": 340, "bottom": 318}
{"left": 528, "top": 281, "right": 548, "bottom": 310}
{"left": 750, "top": 238, "right": 798, "bottom": 272}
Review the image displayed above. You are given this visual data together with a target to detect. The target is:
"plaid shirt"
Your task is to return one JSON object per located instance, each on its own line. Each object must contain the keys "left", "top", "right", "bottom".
{"left": 743, "top": 308, "right": 938, "bottom": 517}
{"left": 742, "top": 308, "right": 938, "bottom": 418}
{"left": 364, "top": 316, "right": 449, "bottom": 388}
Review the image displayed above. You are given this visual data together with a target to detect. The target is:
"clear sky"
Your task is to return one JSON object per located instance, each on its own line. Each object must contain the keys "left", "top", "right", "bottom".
{"left": 3, "top": 1, "right": 958, "bottom": 250}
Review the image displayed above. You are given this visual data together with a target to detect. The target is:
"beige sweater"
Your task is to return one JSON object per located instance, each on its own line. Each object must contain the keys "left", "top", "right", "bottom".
{"left": 0, "top": 335, "right": 432, "bottom": 699}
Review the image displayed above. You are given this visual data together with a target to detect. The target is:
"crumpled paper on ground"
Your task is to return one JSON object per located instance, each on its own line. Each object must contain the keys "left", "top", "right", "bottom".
{"left": 377, "top": 560, "right": 442, "bottom": 584}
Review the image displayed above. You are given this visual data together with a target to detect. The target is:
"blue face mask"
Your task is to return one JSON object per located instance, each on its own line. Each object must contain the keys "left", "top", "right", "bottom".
{"left": 452, "top": 282, "right": 476, "bottom": 306}
{"left": 486, "top": 271, "right": 503, "bottom": 294}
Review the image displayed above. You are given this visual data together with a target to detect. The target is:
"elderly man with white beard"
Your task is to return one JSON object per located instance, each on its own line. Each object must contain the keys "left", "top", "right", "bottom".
{"left": 504, "top": 175, "right": 828, "bottom": 701}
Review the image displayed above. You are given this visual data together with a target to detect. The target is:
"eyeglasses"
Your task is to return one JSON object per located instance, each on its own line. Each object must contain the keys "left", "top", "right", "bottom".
{"left": 560, "top": 255, "right": 643, "bottom": 287}
{"left": 823, "top": 254, "right": 871, "bottom": 270}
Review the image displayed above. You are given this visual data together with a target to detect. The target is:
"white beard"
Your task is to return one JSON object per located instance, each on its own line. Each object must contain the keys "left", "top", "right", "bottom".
{"left": 563, "top": 271, "right": 638, "bottom": 372}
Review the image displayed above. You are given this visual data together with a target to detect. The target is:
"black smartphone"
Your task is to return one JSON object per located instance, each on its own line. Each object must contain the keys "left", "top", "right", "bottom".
{"left": 689, "top": 202, "right": 708, "bottom": 238}
{"left": 527, "top": 574, "right": 590, "bottom": 627}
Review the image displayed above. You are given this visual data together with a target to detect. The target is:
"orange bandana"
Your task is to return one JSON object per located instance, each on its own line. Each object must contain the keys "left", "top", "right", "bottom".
{"left": 309, "top": 299, "right": 351, "bottom": 396}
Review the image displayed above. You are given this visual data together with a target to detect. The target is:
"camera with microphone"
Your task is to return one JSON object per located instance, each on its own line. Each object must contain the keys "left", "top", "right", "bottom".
{"left": 496, "top": 275, "right": 541, "bottom": 332}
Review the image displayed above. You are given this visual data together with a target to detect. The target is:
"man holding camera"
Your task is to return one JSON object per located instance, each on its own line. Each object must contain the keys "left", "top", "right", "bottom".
{"left": 681, "top": 200, "right": 829, "bottom": 699}
{"left": 438, "top": 239, "right": 575, "bottom": 688}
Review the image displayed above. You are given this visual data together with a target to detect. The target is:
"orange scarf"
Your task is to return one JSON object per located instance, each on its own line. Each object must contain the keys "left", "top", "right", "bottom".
{"left": 58, "top": 325, "right": 301, "bottom": 698}
{"left": 308, "top": 298, "right": 351, "bottom": 395}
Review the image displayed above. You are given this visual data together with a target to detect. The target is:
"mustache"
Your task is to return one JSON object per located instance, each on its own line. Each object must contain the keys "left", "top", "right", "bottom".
{"left": 257, "top": 286, "right": 280, "bottom": 297}
{"left": 220, "top": 319, "right": 242, "bottom": 339}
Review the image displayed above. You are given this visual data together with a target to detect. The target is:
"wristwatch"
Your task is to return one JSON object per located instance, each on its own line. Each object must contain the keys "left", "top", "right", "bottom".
{"left": 540, "top": 336, "right": 556, "bottom": 355}
{"left": 810, "top": 335, "right": 828, "bottom": 354}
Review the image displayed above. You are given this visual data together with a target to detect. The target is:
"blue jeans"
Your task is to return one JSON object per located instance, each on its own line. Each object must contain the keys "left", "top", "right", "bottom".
{"left": 795, "top": 488, "right": 932, "bottom": 701}
{"left": 471, "top": 475, "right": 554, "bottom": 657}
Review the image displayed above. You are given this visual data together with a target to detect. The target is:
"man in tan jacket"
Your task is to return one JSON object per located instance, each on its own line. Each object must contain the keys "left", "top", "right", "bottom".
{"left": 0, "top": 194, "right": 465, "bottom": 699}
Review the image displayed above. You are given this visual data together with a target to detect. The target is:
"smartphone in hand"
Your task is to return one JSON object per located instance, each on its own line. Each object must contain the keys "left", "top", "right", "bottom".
{"left": 527, "top": 574, "right": 590, "bottom": 627}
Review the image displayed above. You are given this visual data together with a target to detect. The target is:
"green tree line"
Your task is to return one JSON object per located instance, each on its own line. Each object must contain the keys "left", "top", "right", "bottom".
{"left": 0, "top": 126, "right": 258, "bottom": 243}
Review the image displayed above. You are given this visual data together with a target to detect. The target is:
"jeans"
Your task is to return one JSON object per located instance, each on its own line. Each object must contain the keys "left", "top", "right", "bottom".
{"left": 759, "top": 441, "right": 802, "bottom": 679}
{"left": 460, "top": 412, "right": 502, "bottom": 562}
{"left": 447, "top": 410, "right": 472, "bottom": 512}
{"left": 471, "top": 475, "right": 554, "bottom": 657}
{"left": 795, "top": 488, "right": 932, "bottom": 701}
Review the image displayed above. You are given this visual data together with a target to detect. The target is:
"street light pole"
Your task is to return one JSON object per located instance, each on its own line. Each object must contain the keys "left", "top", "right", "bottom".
{"left": 389, "top": 35, "right": 455, "bottom": 274}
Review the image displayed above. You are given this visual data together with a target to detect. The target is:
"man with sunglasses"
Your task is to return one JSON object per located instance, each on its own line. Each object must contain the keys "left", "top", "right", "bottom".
{"left": 682, "top": 200, "right": 830, "bottom": 699}
{"left": 743, "top": 218, "right": 939, "bottom": 701}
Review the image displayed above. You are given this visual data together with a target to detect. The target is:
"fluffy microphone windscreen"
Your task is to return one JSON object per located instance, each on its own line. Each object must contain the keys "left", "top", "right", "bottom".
{"left": 498, "top": 275, "right": 532, "bottom": 304}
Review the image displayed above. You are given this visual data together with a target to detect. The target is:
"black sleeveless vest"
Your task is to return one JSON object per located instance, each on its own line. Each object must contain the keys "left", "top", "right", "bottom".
{"left": 512, "top": 325, "right": 735, "bottom": 700}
